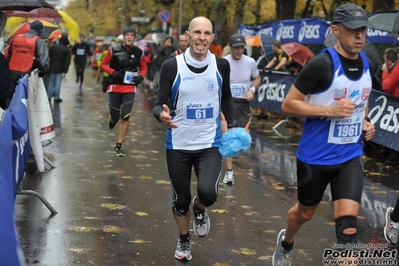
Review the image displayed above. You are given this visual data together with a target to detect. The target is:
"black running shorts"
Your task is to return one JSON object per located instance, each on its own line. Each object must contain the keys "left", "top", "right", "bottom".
{"left": 296, "top": 156, "right": 364, "bottom": 206}
{"left": 233, "top": 98, "right": 251, "bottom": 128}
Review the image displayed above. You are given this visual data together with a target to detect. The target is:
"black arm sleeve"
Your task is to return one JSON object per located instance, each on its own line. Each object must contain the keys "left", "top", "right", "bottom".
{"left": 217, "top": 57, "right": 235, "bottom": 123}
{"left": 293, "top": 53, "right": 333, "bottom": 95}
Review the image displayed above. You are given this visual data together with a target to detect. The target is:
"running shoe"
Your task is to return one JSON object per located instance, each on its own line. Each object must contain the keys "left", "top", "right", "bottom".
{"left": 272, "top": 229, "right": 292, "bottom": 266}
{"left": 192, "top": 196, "right": 210, "bottom": 237}
{"left": 223, "top": 170, "right": 234, "bottom": 184}
{"left": 115, "top": 147, "right": 126, "bottom": 157}
{"left": 174, "top": 237, "right": 192, "bottom": 261}
{"left": 384, "top": 207, "right": 399, "bottom": 245}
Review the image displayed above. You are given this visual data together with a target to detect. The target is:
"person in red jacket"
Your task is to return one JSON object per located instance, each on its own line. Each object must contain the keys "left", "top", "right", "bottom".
{"left": 381, "top": 47, "right": 399, "bottom": 97}
{"left": 7, "top": 20, "right": 49, "bottom": 78}
{"left": 100, "top": 27, "right": 147, "bottom": 157}
{"left": 91, "top": 42, "right": 104, "bottom": 88}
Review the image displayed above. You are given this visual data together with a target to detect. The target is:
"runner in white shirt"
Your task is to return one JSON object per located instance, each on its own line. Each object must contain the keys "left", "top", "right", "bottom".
{"left": 222, "top": 34, "right": 261, "bottom": 184}
{"left": 153, "top": 16, "right": 235, "bottom": 261}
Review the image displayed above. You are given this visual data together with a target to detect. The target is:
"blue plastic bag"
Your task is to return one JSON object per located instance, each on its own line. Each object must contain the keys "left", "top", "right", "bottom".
{"left": 219, "top": 128, "right": 252, "bottom": 158}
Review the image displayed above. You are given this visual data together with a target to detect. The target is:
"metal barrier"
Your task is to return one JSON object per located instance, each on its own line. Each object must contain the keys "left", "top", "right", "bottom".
{"left": 15, "top": 69, "right": 57, "bottom": 214}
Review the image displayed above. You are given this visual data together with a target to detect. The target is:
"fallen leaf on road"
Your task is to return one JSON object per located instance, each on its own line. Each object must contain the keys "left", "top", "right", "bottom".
{"left": 69, "top": 226, "right": 96, "bottom": 232}
{"left": 211, "top": 209, "right": 228, "bottom": 213}
{"left": 232, "top": 248, "right": 256, "bottom": 255}
{"left": 101, "top": 203, "right": 126, "bottom": 210}
{"left": 135, "top": 211, "right": 149, "bottom": 216}
{"left": 128, "top": 239, "right": 152, "bottom": 244}
{"left": 103, "top": 225, "right": 125, "bottom": 233}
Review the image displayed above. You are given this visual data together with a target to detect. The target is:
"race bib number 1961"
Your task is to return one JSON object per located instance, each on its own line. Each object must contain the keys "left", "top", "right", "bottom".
{"left": 328, "top": 115, "right": 362, "bottom": 144}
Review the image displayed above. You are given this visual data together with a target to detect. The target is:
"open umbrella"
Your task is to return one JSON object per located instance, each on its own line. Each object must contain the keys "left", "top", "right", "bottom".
{"left": 260, "top": 34, "right": 276, "bottom": 61}
{"left": 280, "top": 42, "right": 314, "bottom": 67}
{"left": 48, "top": 29, "right": 63, "bottom": 44}
{"left": 245, "top": 35, "right": 262, "bottom": 47}
{"left": 369, "top": 11, "right": 399, "bottom": 35}
{"left": 6, "top": 19, "right": 59, "bottom": 43}
{"left": 142, "top": 32, "right": 168, "bottom": 45}
{"left": 0, "top": 0, "right": 53, "bottom": 12}
{"left": 4, "top": 8, "right": 63, "bottom": 22}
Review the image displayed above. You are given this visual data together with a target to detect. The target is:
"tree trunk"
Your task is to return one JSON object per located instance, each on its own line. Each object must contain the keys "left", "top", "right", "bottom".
{"left": 255, "top": 0, "right": 262, "bottom": 25}
{"left": 301, "top": 0, "right": 312, "bottom": 18}
{"left": 275, "top": 0, "right": 296, "bottom": 20}
{"left": 234, "top": 0, "right": 246, "bottom": 32}
{"left": 213, "top": 2, "right": 228, "bottom": 43}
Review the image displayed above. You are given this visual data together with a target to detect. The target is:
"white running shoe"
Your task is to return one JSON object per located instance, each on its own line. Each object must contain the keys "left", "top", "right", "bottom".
{"left": 192, "top": 196, "right": 210, "bottom": 237}
{"left": 272, "top": 229, "right": 292, "bottom": 266}
{"left": 384, "top": 207, "right": 399, "bottom": 245}
{"left": 174, "top": 237, "right": 192, "bottom": 261}
{"left": 223, "top": 170, "right": 234, "bottom": 184}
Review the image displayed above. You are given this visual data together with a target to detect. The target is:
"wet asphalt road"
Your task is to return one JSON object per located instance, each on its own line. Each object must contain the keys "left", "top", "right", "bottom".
{"left": 15, "top": 67, "right": 399, "bottom": 266}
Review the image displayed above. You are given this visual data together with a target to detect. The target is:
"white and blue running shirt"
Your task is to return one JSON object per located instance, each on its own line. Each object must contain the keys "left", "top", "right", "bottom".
{"left": 224, "top": 54, "right": 259, "bottom": 99}
{"left": 165, "top": 53, "right": 223, "bottom": 150}
{"left": 297, "top": 48, "right": 372, "bottom": 165}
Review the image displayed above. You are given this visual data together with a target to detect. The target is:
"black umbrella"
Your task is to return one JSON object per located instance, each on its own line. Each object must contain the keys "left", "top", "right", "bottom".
{"left": 0, "top": 0, "right": 53, "bottom": 12}
{"left": 369, "top": 11, "right": 399, "bottom": 34}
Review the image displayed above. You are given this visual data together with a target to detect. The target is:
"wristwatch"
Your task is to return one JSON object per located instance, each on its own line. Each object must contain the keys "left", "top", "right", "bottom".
{"left": 364, "top": 116, "right": 371, "bottom": 122}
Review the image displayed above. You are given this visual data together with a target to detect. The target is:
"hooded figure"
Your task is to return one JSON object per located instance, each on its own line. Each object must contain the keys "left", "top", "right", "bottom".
{"left": 0, "top": 11, "right": 19, "bottom": 109}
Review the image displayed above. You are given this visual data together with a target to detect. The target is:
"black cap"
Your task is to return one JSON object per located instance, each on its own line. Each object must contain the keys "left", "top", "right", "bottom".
{"left": 30, "top": 20, "right": 43, "bottom": 33}
{"left": 229, "top": 34, "right": 246, "bottom": 47}
{"left": 123, "top": 27, "right": 136, "bottom": 36}
{"left": 333, "top": 3, "right": 373, "bottom": 29}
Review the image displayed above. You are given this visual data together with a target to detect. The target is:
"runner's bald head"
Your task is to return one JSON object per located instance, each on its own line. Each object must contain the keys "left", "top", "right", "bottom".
{"left": 188, "top": 17, "right": 213, "bottom": 33}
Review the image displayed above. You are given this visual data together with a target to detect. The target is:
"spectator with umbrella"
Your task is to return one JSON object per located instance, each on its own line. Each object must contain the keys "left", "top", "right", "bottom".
{"left": 265, "top": 40, "right": 291, "bottom": 72}
{"left": 7, "top": 20, "right": 49, "bottom": 79}
{"left": 280, "top": 42, "right": 314, "bottom": 75}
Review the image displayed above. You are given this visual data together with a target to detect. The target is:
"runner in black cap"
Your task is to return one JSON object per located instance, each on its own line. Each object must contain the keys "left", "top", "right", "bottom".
{"left": 272, "top": 4, "right": 375, "bottom": 265}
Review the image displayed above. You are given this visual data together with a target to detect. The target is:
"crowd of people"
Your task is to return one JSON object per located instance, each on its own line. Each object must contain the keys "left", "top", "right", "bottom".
{"left": 2, "top": 3, "right": 399, "bottom": 265}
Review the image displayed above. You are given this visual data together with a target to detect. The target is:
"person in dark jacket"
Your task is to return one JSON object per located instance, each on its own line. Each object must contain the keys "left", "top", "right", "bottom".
{"left": 0, "top": 11, "right": 18, "bottom": 110}
{"left": 72, "top": 33, "right": 91, "bottom": 91}
{"left": 152, "top": 37, "right": 176, "bottom": 87}
{"left": 7, "top": 20, "right": 49, "bottom": 79}
{"left": 47, "top": 33, "right": 71, "bottom": 103}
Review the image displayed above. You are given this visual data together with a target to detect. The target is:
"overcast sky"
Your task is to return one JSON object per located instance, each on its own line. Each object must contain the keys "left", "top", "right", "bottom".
{"left": 57, "top": 0, "right": 70, "bottom": 8}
